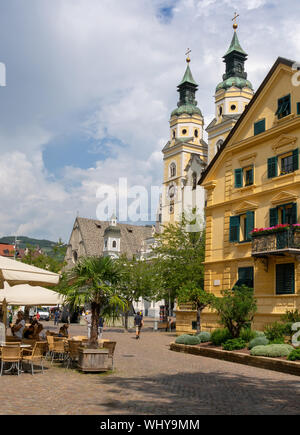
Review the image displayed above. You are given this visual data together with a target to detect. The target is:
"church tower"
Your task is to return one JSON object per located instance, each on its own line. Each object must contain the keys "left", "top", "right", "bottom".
{"left": 206, "top": 17, "right": 254, "bottom": 162}
{"left": 161, "top": 53, "right": 207, "bottom": 227}
{"left": 103, "top": 214, "right": 121, "bottom": 259}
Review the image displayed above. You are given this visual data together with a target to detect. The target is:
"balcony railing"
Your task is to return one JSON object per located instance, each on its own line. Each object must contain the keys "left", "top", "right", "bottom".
{"left": 252, "top": 227, "right": 300, "bottom": 257}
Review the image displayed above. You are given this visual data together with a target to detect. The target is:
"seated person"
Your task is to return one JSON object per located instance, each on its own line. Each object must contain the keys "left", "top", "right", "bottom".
{"left": 23, "top": 324, "right": 35, "bottom": 339}
{"left": 11, "top": 311, "right": 25, "bottom": 339}
{"left": 58, "top": 324, "right": 69, "bottom": 337}
{"left": 33, "top": 323, "right": 47, "bottom": 340}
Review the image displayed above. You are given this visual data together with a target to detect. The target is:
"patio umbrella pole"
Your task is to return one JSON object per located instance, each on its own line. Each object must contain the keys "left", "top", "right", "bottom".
{"left": 2, "top": 298, "right": 7, "bottom": 333}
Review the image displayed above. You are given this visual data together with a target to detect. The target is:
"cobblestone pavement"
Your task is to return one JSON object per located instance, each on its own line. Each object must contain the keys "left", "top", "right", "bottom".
{"left": 1, "top": 319, "right": 300, "bottom": 415}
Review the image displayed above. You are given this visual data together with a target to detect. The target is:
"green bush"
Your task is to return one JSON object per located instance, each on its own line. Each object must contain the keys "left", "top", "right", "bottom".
{"left": 288, "top": 348, "right": 300, "bottom": 361}
{"left": 269, "top": 338, "right": 285, "bottom": 345}
{"left": 175, "top": 334, "right": 189, "bottom": 344}
{"left": 197, "top": 331, "right": 211, "bottom": 343}
{"left": 175, "top": 334, "right": 200, "bottom": 345}
{"left": 248, "top": 336, "right": 269, "bottom": 349}
{"left": 240, "top": 328, "right": 256, "bottom": 342}
{"left": 222, "top": 338, "right": 246, "bottom": 351}
{"left": 264, "top": 322, "right": 286, "bottom": 342}
{"left": 211, "top": 328, "right": 232, "bottom": 346}
{"left": 183, "top": 335, "right": 201, "bottom": 345}
{"left": 250, "top": 344, "right": 293, "bottom": 357}
{"left": 281, "top": 309, "right": 300, "bottom": 323}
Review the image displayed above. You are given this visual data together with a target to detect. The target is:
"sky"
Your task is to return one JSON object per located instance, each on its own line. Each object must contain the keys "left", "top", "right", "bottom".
{"left": 0, "top": 0, "right": 300, "bottom": 242}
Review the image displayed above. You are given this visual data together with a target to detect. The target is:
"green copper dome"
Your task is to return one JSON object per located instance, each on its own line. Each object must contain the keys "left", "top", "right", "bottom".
{"left": 171, "top": 104, "right": 202, "bottom": 117}
{"left": 171, "top": 62, "right": 202, "bottom": 118}
{"left": 216, "top": 77, "right": 253, "bottom": 92}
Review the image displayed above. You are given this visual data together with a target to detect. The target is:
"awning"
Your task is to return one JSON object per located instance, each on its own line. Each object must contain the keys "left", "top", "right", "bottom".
{"left": 0, "top": 256, "right": 60, "bottom": 287}
{"left": 0, "top": 281, "right": 64, "bottom": 306}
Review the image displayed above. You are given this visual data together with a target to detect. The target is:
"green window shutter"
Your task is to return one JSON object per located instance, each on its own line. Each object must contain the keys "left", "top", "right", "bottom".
{"left": 276, "top": 263, "right": 295, "bottom": 295}
{"left": 293, "top": 148, "right": 299, "bottom": 171}
{"left": 297, "top": 102, "right": 300, "bottom": 115}
{"left": 229, "top": 216, "right": 240, "bottom": 242}
{"left": 234, "top": 168, "right": 243, "bottom": 188}
{"left": 268, "top": 156, "right": 278, "bottom": 178}
{"left": 270, "top": 208, "right": 278, "bottom": 227}
{"left": 254, "top": 119, "right": 265, "bottom": 136}
{"left": 248, "top": 167, "right": 254, "bottom": 185}
{"left": 292, "top": 203, "right": 298, "bottom": 224}
{"left": 246, "top": 211, "right": 255, "bottom": 240}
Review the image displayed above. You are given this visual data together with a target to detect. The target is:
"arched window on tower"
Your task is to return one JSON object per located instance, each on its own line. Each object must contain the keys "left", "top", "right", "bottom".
{"left": 215, "top": 139, "right": 224, "bottom": 155}
{"left": 170, "top": 163, "right": 176, "bottom": 178}
{"left": 192, "top": 172, "right": 197, "bottom": 190}
{"left": 112, "top": 241, "right": 117, "bottom": 248}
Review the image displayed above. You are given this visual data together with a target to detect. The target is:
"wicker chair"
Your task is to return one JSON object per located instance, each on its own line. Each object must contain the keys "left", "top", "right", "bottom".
{"left": 66, "top": 340, "right": 82, "bottom": 369}
{"left": 22, "top": 341, "right": 47, "bottom": 375}
{"left": 0, "top": 345, "right": 22, "bottom": 376}
{"left": 103, "top": 341, "right": 116, "bottom": 370}
{"left": 46, "top": 335, "right": 55, "bottom": 360}
{"left": 51, "top": 339, "right": 67, "bottom": 364}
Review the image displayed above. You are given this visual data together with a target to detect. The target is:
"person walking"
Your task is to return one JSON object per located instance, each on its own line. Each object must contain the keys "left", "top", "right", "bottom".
{"left": 54, "top": 310, "right": 60, "bottom": 326}
{"left": 134, "top": 311, "right": 144, "bottom": 340}
{"left": 84, "top": 311, "right": 92, "bottom": 339}
{"left": 98, "top": 316, "right": 104, "bottom": 340}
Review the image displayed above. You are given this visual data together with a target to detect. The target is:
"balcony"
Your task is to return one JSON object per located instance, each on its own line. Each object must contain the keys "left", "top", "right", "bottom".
{"left": 252, "top": 226, "right": 300, "bottom": 257}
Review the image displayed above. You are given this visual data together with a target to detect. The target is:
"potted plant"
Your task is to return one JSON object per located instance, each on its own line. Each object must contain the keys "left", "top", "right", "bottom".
{"left": 57, "top": 256, "right": 126, "bottom": 372}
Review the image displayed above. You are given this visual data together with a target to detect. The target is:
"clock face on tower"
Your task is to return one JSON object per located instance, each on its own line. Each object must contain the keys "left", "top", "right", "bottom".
{"left": 167, "top": 183, "right": 177, "bottom": 200}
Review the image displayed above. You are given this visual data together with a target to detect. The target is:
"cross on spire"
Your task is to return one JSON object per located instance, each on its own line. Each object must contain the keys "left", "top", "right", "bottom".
{"left": 185, "top": 48, "right": 191, "bottom": 63}
{"left": 232, "top": 12, "right": 239, "bottom": 30}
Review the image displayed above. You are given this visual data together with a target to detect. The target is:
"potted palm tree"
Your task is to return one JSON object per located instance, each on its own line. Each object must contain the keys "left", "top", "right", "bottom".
{"left": 58, "top": 256, "right": 126, "bottom": 371}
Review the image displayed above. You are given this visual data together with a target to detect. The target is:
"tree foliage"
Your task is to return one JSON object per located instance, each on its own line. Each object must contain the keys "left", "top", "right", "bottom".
{"left": 212, "top": 285, "right": 257, "bottom": 338}
{"left": 151, "top": 213, "right": 205, "bottom": 303}
{"left": 115, "top": 256, "right": 158, "bottom": 328}
{"left": 21, "top": 240, "right": 66, "bottom": 273}
{"left": 57, "top": 256, "right": 127, "bottom": 347}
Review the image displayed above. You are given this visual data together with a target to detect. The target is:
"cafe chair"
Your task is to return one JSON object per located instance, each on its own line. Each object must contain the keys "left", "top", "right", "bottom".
{"left": 22, "top": 341, "right": 47, "bottom": 375}
{"left": 51, "top": 339, "right": 67, "bottom": 364}
{"left": 0, "top": 345, "right": 22, "bottom": 376}
{"left": 66, "top": 340, "right": 82, "bottom": 369}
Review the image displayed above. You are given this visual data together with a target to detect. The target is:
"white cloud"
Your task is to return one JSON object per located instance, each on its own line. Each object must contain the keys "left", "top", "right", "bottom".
{"left": 0, "top": 0, "right": 298, "bottom": 240}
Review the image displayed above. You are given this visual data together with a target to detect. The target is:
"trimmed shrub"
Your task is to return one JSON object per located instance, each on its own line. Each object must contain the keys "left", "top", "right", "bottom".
{"left": 175, "top": 335, "right": 189, "bottom": 344}
{"left": 248, "top": 336, "right": 269, "bottom": 350}
{"left": 222, "top": 338, "right": 246, "bottom": 351}
{"left": 183, "top": 335, "right": 201, "bottom": 345}
{"left": 288, "top": 349, "right": 300, "bottom": 361}
{"left": 250, "top": 344, "right": 293, "bottom": 358}
{"left": 175, "top": 334, "right": 200, "bottom": 345}
{"left": 211, "top": 328, "right": 232, "bottom": 346}
{"left": 264, "top": 322, "right": 286, "bottom": 342}
{"left": 240, "top": 328, "right": 256, "bottom": 342}
{"left": 197, "top": 331, "right": 211, "bottom": 343}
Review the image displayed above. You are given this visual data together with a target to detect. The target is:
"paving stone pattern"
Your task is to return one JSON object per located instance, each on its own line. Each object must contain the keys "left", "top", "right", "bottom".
{"left": 1, "top": 319, "right": 300, "bottom": 415}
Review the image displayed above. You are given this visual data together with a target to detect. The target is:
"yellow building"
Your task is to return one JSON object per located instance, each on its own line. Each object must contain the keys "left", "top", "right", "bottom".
{"left": 200, "top": 56, "right": 300, "bottom": 331}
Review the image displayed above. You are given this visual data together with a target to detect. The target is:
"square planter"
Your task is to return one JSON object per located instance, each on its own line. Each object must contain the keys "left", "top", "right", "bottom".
{"left": 78, "top": 347, "right": 110, "bottom": 372}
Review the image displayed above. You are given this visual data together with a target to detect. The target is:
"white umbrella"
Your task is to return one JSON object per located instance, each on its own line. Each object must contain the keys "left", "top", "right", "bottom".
{"left": 0, "top": 256, "right": 59, "bottom": 287}
{"left": 0, "top": 281, "right": 64, "bottom": 306}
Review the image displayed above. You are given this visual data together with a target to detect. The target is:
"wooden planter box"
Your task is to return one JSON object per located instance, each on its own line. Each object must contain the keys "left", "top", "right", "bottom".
{"left": 78, "top": 347, "right": 110, "bottom": 372}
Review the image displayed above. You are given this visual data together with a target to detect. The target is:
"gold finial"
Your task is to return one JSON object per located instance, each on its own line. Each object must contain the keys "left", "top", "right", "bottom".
{"left": 185, "top": 48, "right": 191, "bottom": 63}
{"left": 232, "top": 12, "right": 239, "bottom": 31}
